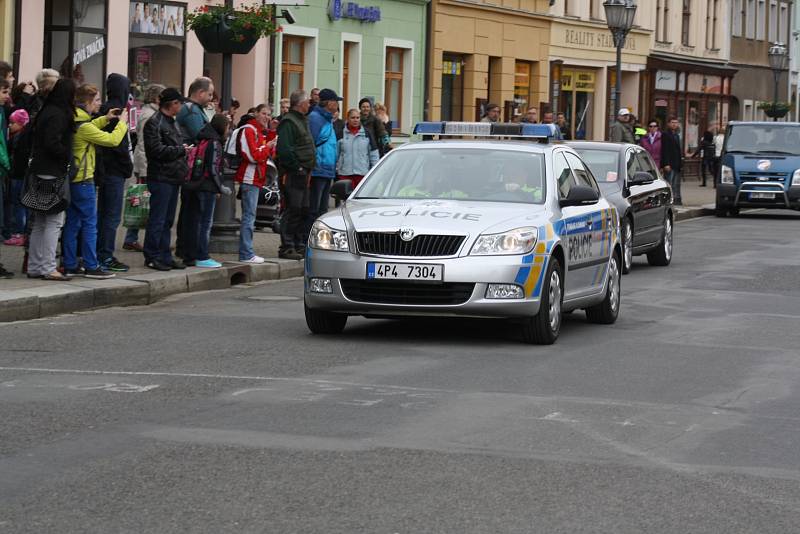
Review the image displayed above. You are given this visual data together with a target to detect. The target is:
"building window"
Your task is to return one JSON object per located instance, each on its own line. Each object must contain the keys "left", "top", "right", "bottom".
{"left": 384, "top": 47, "right": 404, "bottom": 132}
{"left": 746, "top": 0, "right": 756, "bottom": 38}
{"left": 656, "top": 0, "right": 670, "bottom": 42}
{"left": 779, "top": 1, "right": 789, "bottom": 43}
{"left": 590, "top": 0, "right": 602, "bottom": 19}
{"left": 768, "top": 0, "right": 778, "bottom": 41}
{"left": 706, "top": 0, "right": 719, "bottom": 48}
{"left": 757, "top": 0, "right": 766, "bottom": 40}
{"left": 282, "top": 36, "right": 306, "bottom": 99}
{"left": 128, "top": 2, "right": 186, "bottom": 111}
{"left": 732, "top": 0, "right": 743, "bottom": 36}
{"left": 681, "top": 0, "right": 692, "bottom": 46}
{"left": 514, "top": 61, "right": 532, "bottom": 118}
{"left": 45, "top": 0, "right": 108, "bottom": 89}
{"left": 441, "top": 54, "right": 464, "bottom": 122}
{"left": 342, "top": 42, "right": 352, "bottom": 110}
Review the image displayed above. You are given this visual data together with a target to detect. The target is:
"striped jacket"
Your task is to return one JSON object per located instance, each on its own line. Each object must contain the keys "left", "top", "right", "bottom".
{"left": 234, "top": 119, "right": 269, "bottom": 188}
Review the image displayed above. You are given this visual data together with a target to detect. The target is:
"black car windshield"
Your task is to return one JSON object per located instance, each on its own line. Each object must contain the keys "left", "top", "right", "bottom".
{"left": 356, "top": 148, "right": 546, "bottom": 204}
{"left": 726, "top": 124, "right": 800, "bottom": 155}
{"left": 572, "top": 149, "right": 620, "bottom": 188}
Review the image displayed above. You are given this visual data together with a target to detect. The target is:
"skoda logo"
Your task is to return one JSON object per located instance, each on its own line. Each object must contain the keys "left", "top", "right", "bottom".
{"left": 757, "top": 159, "right": 771, "bottom": 171}
{"left": 399, "top": 227, "right": 415, "bottom": 241}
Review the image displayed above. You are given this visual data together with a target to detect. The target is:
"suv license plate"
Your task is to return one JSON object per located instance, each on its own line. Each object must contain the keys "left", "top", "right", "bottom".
{"left": 367, "top": 262, "right": 443, "bottom": 281}
{"left": 750, "top": 192, "right": 776, "bottom": 199}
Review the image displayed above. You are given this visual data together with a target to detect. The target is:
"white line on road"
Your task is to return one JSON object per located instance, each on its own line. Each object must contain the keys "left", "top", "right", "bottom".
{"left": 0, "top": 366, "right": 455, "bottom": 393}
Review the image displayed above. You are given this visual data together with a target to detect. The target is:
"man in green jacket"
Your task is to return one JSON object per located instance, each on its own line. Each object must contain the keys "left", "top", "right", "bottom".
{"left": 276, "top": 89, "right": 316, "bottom": 259}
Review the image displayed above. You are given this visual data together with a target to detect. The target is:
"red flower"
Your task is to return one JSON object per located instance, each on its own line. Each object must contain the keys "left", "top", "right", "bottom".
{"left": 277, "top": 26, "right": 284, "bottom": 33}
{"left": 200, "top": 5, "right": 208, "bottom": 12}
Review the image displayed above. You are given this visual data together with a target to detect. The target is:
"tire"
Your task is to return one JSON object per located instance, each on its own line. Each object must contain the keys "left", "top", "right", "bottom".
{"left": 521, "top": 257, "right": 563, "bottom": 345}
{"left": 729, "top": 207, "right": 740, "bottom": 216}
{"left": 585, "top": 252, "right": 621, "bottom": 325}
{"left": 646, "top": 214, "right": 673, "bottom": 267}
{"left": 714, "top": 207, "right": 728, "bottom": 217}
{"left": 621, "top": 217, "right": 633, "bottom": 274}
{"left": 304, "top": 301, "right": 347, "bottom": 334}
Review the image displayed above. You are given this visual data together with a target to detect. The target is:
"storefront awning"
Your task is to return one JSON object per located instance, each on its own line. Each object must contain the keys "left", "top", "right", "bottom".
{"left": 648, "top": 54, "right": 738, "bottom": 77}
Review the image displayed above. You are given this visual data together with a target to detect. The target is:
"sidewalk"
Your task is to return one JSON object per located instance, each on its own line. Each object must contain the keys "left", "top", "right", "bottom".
{"left": 672, "top": 175, "right": 716, "bottom": 221}
{"left": 0, "top": 224, "right": 302, "bottom": 322}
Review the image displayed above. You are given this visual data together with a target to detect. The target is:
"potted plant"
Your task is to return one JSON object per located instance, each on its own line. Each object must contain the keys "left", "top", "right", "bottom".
{"left": 757, "top": 101, "right": 792, "bottom": 119}
{"left": 185, "top": 3, "right": 280, "bottom": 54}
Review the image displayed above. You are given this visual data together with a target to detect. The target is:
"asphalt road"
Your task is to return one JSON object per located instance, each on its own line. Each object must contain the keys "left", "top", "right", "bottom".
{"left": 2, "top": 211, "right": 800, "bottom": 533}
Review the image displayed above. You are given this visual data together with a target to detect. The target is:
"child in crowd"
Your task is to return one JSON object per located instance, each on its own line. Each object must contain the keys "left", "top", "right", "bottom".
{"left": 4, "top": 109, "right": 30, "bottom": 246}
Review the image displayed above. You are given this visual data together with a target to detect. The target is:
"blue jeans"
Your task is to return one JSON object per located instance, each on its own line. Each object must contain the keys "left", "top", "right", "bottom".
{"left": 124, "top": 227, "right": 140, "bottom": 245}
{"left": 667, "top": 169, "right": 682, "bottom": 204}
{"left": 0, "top": 179, "right": 8, "bottom": 239}
{"left": 143, "top": 180, "right": 179, "bottom": 264}
{"left": 308, "top": 177, "right": 332, "bottom": 228}
{"left": 96, "top": 175, "right": 125, "bottom": 262}
{"left": 181, "top": 190, "right": 216, "bottom": 262}
{"left": 10, "top": 178, "right": 27, "bottom": 234}
{"left": 63, "top": 182, "right": 100, "bottom": 270}
{"left": 239, "top": 183, "right": 260, "bottom": 260}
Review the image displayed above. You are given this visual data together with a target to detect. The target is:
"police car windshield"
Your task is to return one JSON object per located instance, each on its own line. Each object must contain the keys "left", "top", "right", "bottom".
{"left": 571, "top": 149, "right": 620, "bottom": 188}
{"left": 356, "top": 148, "right": 546, "bottom": 204}
{"left": 726, "top": 124, "right": 800, "bottom": 156}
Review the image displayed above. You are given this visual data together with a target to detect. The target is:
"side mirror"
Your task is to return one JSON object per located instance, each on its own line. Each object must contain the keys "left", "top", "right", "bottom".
{"left": 559, "top": 185, "right": 600, "bottom": 208}
{"left": 330, "top": 179, "right": 354, "bottom": 202}
{"left": 629, "top": 171, "right": 655, "bottom": 186}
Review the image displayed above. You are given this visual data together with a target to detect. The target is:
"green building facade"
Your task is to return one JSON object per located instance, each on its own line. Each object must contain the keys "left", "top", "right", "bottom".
{"left": 274, "top": 0, "right": 428, "bottom": 135}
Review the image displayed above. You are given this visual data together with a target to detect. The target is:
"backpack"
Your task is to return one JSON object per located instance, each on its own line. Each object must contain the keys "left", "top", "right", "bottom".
{"left": 223, "top": 124, "right": 255, "bottom": 171}
{"left": 184, "top": 139, "right": 211, "bottom": 189}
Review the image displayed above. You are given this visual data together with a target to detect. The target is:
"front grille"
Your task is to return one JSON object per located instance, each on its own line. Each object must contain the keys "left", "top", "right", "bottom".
{"left": 340, "top": 279, "right": 475, "bottom": 305}
{"left": 356, "top": 232, "right": 465, "bottom": 257}
{"left": 739, "top": 172, "right": 788, "bottom": 182}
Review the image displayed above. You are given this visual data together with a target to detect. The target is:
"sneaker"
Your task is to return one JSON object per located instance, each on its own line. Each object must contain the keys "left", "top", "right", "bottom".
{"left": 123, "top": 241, "right": 144, "bottom": 252}
{"left": 241, "top": 255, "right": 265, "bottom": 264}
{"left": 196, "top": 259, "right": 222, "bottom": 268}
{"left": 279, "top": 248, "right": 303, "bottom": 260}
{"left": 84, "top": 268, "right": 116, "bottom": 280}
{"left": 182, "top": 260, "right": 197, "bottom": 267}
{"left": 0, "top": 264, "right": 14, "bottom": 278}
{"left": 145, "top": 259, "right": 172, "bottom": 271}
{"left": 3, "top": 234, "right": 24, "bottom": 246}
{"left": 102, "top": 258, "right": 130, "bottom": 272}
{"left": 64, "top": 267, "right": 86, "bottom": 278}
{"left": 169, "top": 260, "right": 187, "bottom": 270}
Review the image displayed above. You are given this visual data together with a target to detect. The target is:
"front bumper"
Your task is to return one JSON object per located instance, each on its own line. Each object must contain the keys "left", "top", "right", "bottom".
{"left": 304, "top": 248, "right": 548, "bottom": 318}
{"left": 717, "top": 183, "right": 800, "bottom": 209}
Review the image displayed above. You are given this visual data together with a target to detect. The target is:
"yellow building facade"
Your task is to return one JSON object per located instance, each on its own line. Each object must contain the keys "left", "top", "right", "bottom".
{"left": 428, "top": 0, "right": 552, "bottom": 122}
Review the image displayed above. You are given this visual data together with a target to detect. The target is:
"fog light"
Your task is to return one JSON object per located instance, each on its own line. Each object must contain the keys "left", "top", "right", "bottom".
{"left": 486, "top": 284, "right": 524, "bottom": 299}
{"left": 309, "top": 278, "right": 333, "bottom": 294}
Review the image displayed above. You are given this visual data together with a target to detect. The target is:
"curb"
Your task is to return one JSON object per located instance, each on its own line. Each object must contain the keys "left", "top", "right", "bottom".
{"left": 674, "top": 206, "right": 713, "bottom": 222}
{"left": 0, "top": 259, "right": 303, "bottom": 323}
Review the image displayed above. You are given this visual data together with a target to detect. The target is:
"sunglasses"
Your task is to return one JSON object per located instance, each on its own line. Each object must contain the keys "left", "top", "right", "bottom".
{"left": 648, "top": 124, "right": 658, "bottom": 128}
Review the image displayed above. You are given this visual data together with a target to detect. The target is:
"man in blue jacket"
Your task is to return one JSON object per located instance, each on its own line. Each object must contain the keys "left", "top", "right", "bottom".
{"left": 307, "top": 88, "right": 342, "bottom": 229}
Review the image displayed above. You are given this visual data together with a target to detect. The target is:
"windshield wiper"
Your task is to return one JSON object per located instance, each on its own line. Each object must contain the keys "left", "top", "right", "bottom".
{"left": 724, "top": 149, "right": 756, "bottom": 154}
{"left": 754, "top": 150, "right": 798, "bottom": 155}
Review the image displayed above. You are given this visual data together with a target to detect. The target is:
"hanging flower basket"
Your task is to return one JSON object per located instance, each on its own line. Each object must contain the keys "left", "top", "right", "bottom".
{"left": 757, "top": 101, "right": 792, "bottom": 119}
{"left": 186, "top": 4, "right": 278, "bottom": 55}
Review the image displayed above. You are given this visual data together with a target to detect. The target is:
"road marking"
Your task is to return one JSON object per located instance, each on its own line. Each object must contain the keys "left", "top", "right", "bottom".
{"left": 2, "top": 380, "right": 159, "bottom": 393}
{"left": 0, "top": 366, "right": 454, "bottom": 393}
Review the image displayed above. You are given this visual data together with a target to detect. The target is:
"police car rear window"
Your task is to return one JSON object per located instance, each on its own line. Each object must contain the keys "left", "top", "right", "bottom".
{"left": 356, "top": 149, "right": 546, "bottom": 204}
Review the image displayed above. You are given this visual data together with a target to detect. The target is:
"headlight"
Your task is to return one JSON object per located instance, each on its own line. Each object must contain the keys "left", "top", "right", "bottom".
{"left": 309, "top": 221, "right": 349, "bottom": 252}
{"left": 792, "top": 169, "right": 800, "bottom": 186}
{"left": 470, "top": 227, "right": 538, "bottom": 256}
{"left": 720, "top": 165, "right": 734, "bottom": 184}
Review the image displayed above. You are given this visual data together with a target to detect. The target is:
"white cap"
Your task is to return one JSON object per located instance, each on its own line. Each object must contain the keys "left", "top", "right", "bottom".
{"left": 618, "top": 108, "right": 631, "bottom": 116}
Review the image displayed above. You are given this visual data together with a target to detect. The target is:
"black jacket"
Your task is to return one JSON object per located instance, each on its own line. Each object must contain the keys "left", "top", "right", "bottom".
{"left": 97, "top": 73, "right": 134, "bottom": 179}
{"left": 29, "top": 104, "right": 74, "bottom": 177}
{"left": 660, "top": 129, "right": 683, "bottom": 171}
{"left": 144, "top": 111, "right": 188, "bottom": 184}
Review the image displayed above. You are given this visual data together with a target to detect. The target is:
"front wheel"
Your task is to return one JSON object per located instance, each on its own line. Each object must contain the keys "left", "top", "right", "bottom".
{"left": 521, "top": 257, "right": 563, "bottom": 345}
{"left": 621, "top": 217, "right": 633, "bottom": 274}
{"left": 585, "top": 252, "right": 621, "bottom": 324}
{"left": 646, "top": 215, "right": 673, "bottom": 266}
{"left": 305, "top": 301, "right": 347, "bottom": 334}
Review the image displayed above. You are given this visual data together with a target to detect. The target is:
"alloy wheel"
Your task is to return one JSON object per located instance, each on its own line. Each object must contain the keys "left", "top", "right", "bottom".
{"left": 623, "top": 220, "right": 633, "bottom": 272}
{"left": 548, "top": 270, "right": 562, "bottom": 332}
{"left": 664, "top": 218, "right": 673, "bottom": 261}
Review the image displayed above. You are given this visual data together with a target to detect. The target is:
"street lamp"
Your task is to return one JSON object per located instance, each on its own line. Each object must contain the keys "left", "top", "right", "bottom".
{"left": 768, "top": 41, "right": 788, "bottom": 122}
{"left": 604, "top": 0, "right": 637, "bottom": 123}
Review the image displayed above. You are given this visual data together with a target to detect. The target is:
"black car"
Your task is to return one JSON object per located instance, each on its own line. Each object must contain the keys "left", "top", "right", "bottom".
{"left": 568, "top": 141, "right": 674, "bottom": 274}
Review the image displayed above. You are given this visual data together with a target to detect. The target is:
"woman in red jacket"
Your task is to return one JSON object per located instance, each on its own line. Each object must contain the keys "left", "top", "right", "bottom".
{"left": 235, "top": 103, "right": 271, "bottom": 263}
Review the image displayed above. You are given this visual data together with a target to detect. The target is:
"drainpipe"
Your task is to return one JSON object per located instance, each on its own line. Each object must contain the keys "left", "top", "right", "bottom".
{"left": 423, "top": 0, "right": 432, "bottom": 121}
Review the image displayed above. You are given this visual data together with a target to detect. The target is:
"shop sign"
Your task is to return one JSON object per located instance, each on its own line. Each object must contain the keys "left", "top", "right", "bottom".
{"left": 561, "top": 70, "right": 595, "bottom": 92}
{"left": 73, "top": 36, "right": 105, "bottom": 67}
{"left": 328, "top": 0, "right": 381, "bottom": 22}
{"left": 563, "top": 28, "right": 637, "bottom": 51}
{"left": 655, "top": 70, "right": 677, "bottom": 91}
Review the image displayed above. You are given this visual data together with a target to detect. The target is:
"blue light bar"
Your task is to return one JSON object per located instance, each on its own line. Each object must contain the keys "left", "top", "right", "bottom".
{"left": 413, "top": 121, "right": 558, "bottom": 142}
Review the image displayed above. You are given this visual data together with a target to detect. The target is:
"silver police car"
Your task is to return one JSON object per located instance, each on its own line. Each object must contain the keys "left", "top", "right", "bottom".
{"left": 304, "top": 122, "right": 621, "bottom": 344}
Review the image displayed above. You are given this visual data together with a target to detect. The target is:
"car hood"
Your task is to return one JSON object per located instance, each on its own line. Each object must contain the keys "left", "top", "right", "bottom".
{"left": 324, "top": 199, "right": 547, "bottom": 236}
{"left": 724, "top": 154, "right": 800, "bottom": 173}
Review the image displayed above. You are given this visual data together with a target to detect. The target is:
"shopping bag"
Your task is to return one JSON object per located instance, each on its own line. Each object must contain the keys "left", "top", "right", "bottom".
{"left": 122, "top": 183, "right": 150, "bottom": 229}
